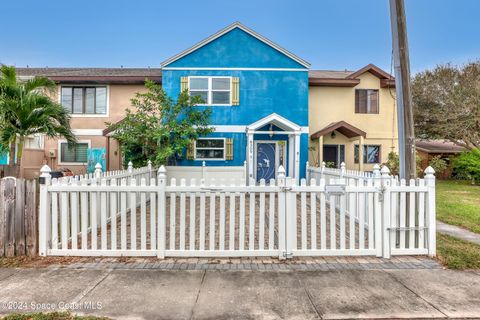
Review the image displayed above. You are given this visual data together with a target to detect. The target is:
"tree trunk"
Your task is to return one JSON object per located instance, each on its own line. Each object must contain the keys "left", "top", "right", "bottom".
{"left": 5, "top": 139, "right": 16, "bottom": 177}
{"left": 15, "top": 137, "right": 24, "bottom": 178}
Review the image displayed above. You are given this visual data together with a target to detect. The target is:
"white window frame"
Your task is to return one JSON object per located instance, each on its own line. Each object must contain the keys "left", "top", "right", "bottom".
{"left": 188, "top": 76, "right": 232, "bottom": 106}
{"left": 58, "top": 85, "right": 110, "bottom": 118}
{"left": 58, "top": 139, "right": 91, "bottom": 166}
{"left": 194, "top": 138, "right": 226, "bottom": 161}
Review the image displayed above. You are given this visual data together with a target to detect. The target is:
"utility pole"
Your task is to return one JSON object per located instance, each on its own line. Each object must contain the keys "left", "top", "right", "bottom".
{"left": 389, "top": 0, "right": 416, "bottom": 179}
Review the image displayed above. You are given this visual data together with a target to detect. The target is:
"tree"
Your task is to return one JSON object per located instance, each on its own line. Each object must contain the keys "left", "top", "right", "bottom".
{"left": 106, "top": 80, "right": 212, "bottom": 167}
{"left": 453, "top": 148, "right": 480, "bottom": 184}
{"left": 0, "top": 65, "right": 76, "bottom": 177}
{"left": 412, "top": 61, "right": 480, "bottom": 150}
{"left": 383, "top": 151, "right": 423, "bottom": 177}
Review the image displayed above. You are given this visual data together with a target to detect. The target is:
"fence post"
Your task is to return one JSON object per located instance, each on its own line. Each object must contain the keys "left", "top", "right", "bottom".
{"left": 157, "top": 165, "right": 167, "bottom": 259}
{"left": 321, "top": 161, "right": 326, "bottom": 180}
{"left": 373, "top": 164, "right": 382, "bottom": 257}
{"left": 95, "top": 163, "right": 102, "bottom": 179}
{"left": 127, "top": 161, "right": 133, "bottom": 174}
{"left": 147, "top": 160, "right": 152, "bottom": 181}
{"left": 305, "top": 161, "right": 310, "bottom": 182}
{"left": 340, "top": 162, "right": 346, "bottom": 178}
{"left": 38, "top": 165, "right": 51, "bottom": 256}
{"left": 202, "top": 161, "right": 206, "bottom": 181}
{"left": 243, "top": 161, "right": 247, "bottom": 185}
{"left": 381, "top": 165, "right": 391, "bottom": 258}
{"left": 424, "top": 166, "right": 436, "bottom": 257}
{"left": 277, "top": 165, "right": 287, "bottom": 259}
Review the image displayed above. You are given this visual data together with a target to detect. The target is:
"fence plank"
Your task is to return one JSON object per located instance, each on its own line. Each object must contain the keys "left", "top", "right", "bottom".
{"left": 367, "top": 179, "right": 374, "bottom": 250}
{"left": 229, "top": 189, "right": 236, "bottom": 250}
{"left": 90, "top": 187, "right": 98, "bottom": 250}
{"left": 149, "top": 178, "right": 156, "bottom": 250}
{"left": 51, "top": 185, "right": 59, "bottom": 250}
{"left": 189, "top": 179, "right": 196, "bottom": 250}
{"left": 339, "top": 192, "right": 346, "bottom": 250}
{"left": 269, "top": 189, "right": 275, "bottom": 251}
{"left": 249, "top": 190, "right": 255, "bottom": 250}
{"left": 0, "top": 180, "right": 5, "bottom": 257}
{"left": 15, "top": 179, "right": 25, "bottom": 255}
{"left": 239, "top": 192, "right": 245, "bottom": 251}
{"left": 300, "top": 179, "right": 307, "bottom": 250}
{"left": 329, "top": 194, "right": 336, "bottom": 250}
{"left": 320, "top": 190, "right": 326, "bottom": 250}
{"left": 409, "top": 178, "right": 416, "bottom": 249}
{"left": 4, "top": 178, "right": 16, "bottom": 257}
{"left": 70, "top": 180, "right": 79, "bottom": 250}
{"left": 399, "top": 179, "right": 406, "bottom": 249}
{"left": 418, "top": 180, "right": 425, "bottom": 249}
{"left": 120, "top": 179, "right": 127, "bottom": 250}
{"left": 81, "top": 180, "right": 88, "bottom": 250}
{"left": 179, "top": 179, "right": 186, "bottom": 250}
{"left": 209, "top": 191, "right": 215, "bottom": 250}
{"left": 199, "top": 188, "right": 206, "bottom": 251}
{"left": 259, "top": 180, "right": 265, "bottom": 250}
{"left": 310, "top": 179, "right": 317, "bottom": 250}
{"left": 111, "top": 179, "right": 118, "bottom": 250}
{"left": 219, "top": 190, "right": 225, "bottom": 251}
{"left": 25, "top": 180, "right": 37, "bottom": 256}
{"left": 130, "top": 179, "right": 137, "bottom": 250}
{"left": 140, "top": 178, "right": 147, "bottom": 251}
{"left": 170, "top": 179, "right": 177, "bottom": 250}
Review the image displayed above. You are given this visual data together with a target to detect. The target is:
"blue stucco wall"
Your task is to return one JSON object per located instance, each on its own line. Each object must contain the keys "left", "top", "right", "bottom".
{"left": 163, "top": 26, "right": 309, "bottom": 178}
{"left": 166, "top": 28, "right": 306, "bottom": 69}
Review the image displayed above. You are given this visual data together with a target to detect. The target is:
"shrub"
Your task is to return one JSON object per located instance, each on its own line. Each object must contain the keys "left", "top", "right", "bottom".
{"left": 453, "top": 148, "right": 480, "bottom": 184}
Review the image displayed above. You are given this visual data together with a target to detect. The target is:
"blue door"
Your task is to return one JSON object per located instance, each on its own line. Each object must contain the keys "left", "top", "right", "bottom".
{"left": 256, "top": 143, "right": 276, "bottom": 182}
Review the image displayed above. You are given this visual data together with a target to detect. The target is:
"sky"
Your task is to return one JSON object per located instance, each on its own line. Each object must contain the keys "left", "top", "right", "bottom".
{"left": 0, "top": 0, "right": 478, "bottom": 74}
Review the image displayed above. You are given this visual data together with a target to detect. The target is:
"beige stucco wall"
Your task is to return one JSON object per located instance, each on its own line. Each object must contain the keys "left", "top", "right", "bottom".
{"left": 308, "top": 72, "right": 398, "bottom": 171}
{"left": 27, "top": 84, "right": 147, "bottom": 176}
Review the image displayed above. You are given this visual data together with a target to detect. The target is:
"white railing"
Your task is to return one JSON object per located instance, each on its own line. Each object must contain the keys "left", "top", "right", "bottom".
{"left": 38, "top": 163, "right": 436, "bottom": 259}
{"left": 306, "top": 161, "right": 375, "bottom": 184}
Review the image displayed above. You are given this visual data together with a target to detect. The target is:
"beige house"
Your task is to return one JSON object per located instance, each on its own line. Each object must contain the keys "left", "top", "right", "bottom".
{"left": 15, "top": 68, "right": 161, "bottom": 178}
{"left": 308, "top": 64, "right": 397, "bottom": 171}
{"left": 14, "top": 64, "right": 396, "bottom": 178}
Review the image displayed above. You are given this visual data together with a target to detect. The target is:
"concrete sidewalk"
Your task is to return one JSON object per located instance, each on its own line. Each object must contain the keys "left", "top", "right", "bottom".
{"left": 437, "top": 220, "right": 480, "bottom": 245}
{"left": 1, "top": 267, "right": 480, "bottom": 319}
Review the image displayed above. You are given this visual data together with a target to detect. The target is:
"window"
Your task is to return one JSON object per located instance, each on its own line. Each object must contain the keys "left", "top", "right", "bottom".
{"left": 61, "top": 86, "right": 107, "bottom": 114}
{"left": 60, "top": 142, "right": 89, "bottom": 163}
{"left": 354, "top": 145, "right": 381, "bottom": 164}
{"left": 195, "top": 138, "right": 225, "bottom": 160}
{"left": 355, "top": 89, "right": 379, "bottom": 114}
{"left": 189, "top": 77, "right": 231, "bottom": 105}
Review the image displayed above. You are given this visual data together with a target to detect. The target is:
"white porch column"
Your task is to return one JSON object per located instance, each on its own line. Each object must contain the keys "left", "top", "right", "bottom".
{"left": 359, "top": 135, "right": 365, "bottom": 171}
{"left": 318, "top": 135, "right": 324, "bottom": 167}
{"left": 288, "top": 135, "right": 294, "bottom": 178}
{"left": 247, "top": 131, "right": 254, "bottom": 184}
{"left": 294, "top": 133, "right": 301, "bottom": 183}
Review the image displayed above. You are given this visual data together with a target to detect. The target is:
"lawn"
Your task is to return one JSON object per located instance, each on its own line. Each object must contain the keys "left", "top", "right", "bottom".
{"left": 436, "top": 179, "right": 480, "bottom": 233}
{"left": 437, "top": 233, "right": 480, "bottom": 269}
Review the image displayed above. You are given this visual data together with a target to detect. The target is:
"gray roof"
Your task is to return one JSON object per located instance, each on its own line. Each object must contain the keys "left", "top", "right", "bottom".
{"left": 308, "top": 70, "right": 354, "bottom": 79}
{"left": 15, "top": 67, "right": 162, "bottom": 77}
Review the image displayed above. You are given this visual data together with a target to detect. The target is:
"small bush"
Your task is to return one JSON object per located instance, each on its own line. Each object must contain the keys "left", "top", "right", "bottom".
{"left": 453, "top": 148, "right": 480, "bottom": 184}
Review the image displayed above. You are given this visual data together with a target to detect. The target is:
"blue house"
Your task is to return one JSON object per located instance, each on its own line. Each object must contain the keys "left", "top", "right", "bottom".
{"left": 161, "top": 22, "right": 310, "bottom": 182}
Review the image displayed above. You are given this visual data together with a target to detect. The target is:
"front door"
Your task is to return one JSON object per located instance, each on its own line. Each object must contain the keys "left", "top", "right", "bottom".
{"left": 323, "top": 144, "right": 345, "bottom": 168}
{"left": 256, "top": 142, "right": 276, "bottom": 182}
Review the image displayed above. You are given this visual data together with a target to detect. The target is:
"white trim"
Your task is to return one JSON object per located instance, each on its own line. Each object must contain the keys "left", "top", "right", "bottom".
{"left": 194, "top": 137, "right": 226, "bottom": 161}
{"left": 58, "top": 85, "right": 110, "bottom": 118}
{"left": 72, "top": 129, "right": 104, "bottom": 136}
{"left": 161, "top": 22, "right": 310, "bottom": 68}
{"left": 57, "top": 139, "right": 91, "bottom": 166}
{"left": 163, "top": 67, "right": 308, "bottom": 72}
{"left": 205, "top": 125, "right": 308, "bottom": 133}
{"left": 247, "top": 113, "right": 301, "bottom": 132}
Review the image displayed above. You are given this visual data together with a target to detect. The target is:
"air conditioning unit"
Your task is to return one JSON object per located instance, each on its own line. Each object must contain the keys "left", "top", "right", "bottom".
{"left": 48, "top": 149, "right": 57, "bottom": 158}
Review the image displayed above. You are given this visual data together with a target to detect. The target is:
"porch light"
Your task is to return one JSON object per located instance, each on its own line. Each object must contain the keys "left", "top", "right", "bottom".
{"left": 331, "top": 131, "right": 336, "bottom": 139}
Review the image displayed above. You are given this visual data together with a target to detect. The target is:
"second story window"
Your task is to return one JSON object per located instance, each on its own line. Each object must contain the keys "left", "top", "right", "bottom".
{"left": 355, "top": 89, "right": 379, "bottom": 114}
{"left": 61, "top": 86, "right": 107, "bottom": 115}
{"left": 189, "top": 77, "right": 231, "bottom": 105}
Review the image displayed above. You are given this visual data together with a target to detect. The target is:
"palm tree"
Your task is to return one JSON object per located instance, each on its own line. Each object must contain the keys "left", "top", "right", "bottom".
{"left": 0, "top": 65, "right": 76, "bottom": 177}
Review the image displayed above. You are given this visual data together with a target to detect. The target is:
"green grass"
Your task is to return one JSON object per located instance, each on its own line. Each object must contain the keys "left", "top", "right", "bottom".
{"left": 1, "top": 312, "right": 108, "bottom": 320}
{"left": 436, "top": 180, "right": 480, "bottom": 233}
{"left": 437, "top": 233, "right": 480, "bottom": 269}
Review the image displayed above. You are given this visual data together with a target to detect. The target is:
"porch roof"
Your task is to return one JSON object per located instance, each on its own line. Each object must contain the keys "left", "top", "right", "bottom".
{"left": 247, "top": 113, "right": 301, "bottom": 132}
{"left": 310, "top": 121, "right": 366, "bottom": 139}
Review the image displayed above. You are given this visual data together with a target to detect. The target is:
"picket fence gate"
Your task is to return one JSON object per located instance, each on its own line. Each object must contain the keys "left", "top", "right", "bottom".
{"left": 38, "top": 163, "right": 436, "bottom": 259}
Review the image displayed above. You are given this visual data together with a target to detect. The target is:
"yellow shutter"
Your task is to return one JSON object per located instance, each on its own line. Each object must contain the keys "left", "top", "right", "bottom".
{"left": 180, "top": 76, "right": 188, "bottom": 92}
{"left": 226, "top": 138, "right": 234, "bottom": 160}
{"left": 186, "top": 140, "right": 195, "bottom": 160}
{"left": 231, "top": 77, "right": 240, "bottom": 105}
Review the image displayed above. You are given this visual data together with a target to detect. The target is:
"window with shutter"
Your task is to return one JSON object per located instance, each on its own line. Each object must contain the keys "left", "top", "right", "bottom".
{"left": 232, "top": 77, "right": 240, "bottom": 105}
{"left": 355, "top": 89, "right": 379, "bottom": 114}
{"left": 226, "top": 138, "right": 234, "bottom": 160}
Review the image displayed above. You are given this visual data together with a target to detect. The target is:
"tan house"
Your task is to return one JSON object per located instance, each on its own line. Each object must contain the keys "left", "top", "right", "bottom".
{"left": 308, "top": 64, "right": 397, "bottom": 171}
{"left": 15, "top": 68, "right": 161, "bottom": 178}
{"left": 14, "top": 63, "right": 396, "bottom": 178}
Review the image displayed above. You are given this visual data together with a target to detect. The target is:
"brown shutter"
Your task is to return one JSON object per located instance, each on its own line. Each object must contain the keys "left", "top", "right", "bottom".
{"left": 355, "top": 90, "right": 360, "bottom": 113}
{"left": 225, "top": 138, "right": 234, "bottom": 160}
{"left": 356, "top": 90, "right": 368, "bottom": 113}
{"left": 369, "top": 90, "right": 379, "bottom": 113}
{"left": 180, "top": 77, "right": 188, "bottom": 92}
{"left": 186, "top": 140, "right": 195, "bottom": 160}
{"left": 231, "top": 77, "right": 240, "bottom": 105}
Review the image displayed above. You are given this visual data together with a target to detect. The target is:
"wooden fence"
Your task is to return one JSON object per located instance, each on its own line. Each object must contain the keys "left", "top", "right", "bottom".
{"left": 0, "top": 177, "right": 37, "bottom": 257}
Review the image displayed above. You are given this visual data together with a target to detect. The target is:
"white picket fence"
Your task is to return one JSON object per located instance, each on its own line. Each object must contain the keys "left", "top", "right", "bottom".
{"left": 38, "top": 163, "right": 436, "bottom": 259}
